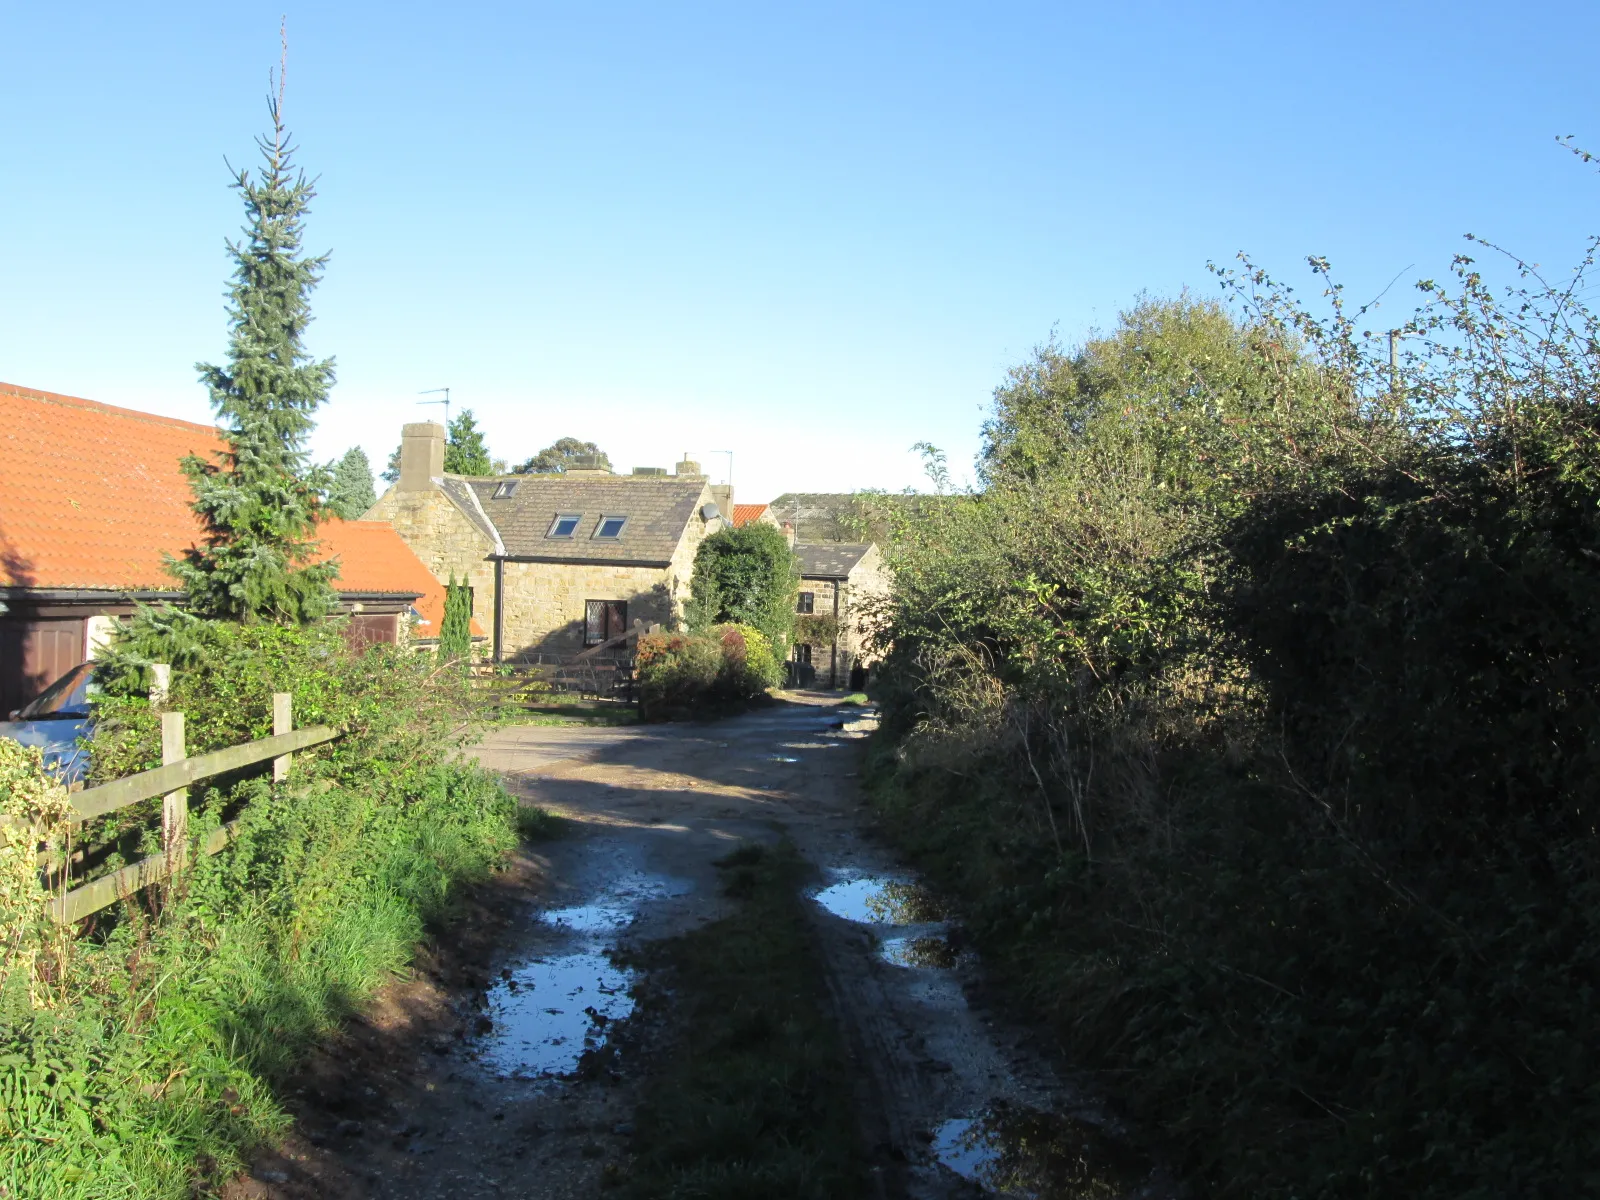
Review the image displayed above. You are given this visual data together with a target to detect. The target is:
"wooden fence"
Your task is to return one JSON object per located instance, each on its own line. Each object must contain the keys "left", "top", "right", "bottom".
{"left": 34, "top": 693, "right": 339, "bottom": 925}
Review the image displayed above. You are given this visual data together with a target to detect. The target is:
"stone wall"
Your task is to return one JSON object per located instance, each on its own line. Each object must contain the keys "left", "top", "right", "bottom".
{"left": 367, "top": 479, "right": 721, "bottom": 661}
{"left": 364, "top": 486, "right": 497, "bottom": 637}
{"left": 499, "top": 497, "right": 716, "bottom": 659}
{"left": 794, "top": 544, "right": 891, "bottom": 686}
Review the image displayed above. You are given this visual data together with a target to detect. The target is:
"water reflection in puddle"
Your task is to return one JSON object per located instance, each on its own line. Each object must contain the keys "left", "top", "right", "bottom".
{"left": 932, "top": 1106, "right": 1143, "bottom": 1198}
{"left": 814, "top": 876, "right": 945, "bottom": 925}
{"left": 881, "top": 934, "right": 958, "bottom": 969}
{"left": 474, "top": 865, "right": 686, "bottom": 1079}
{"left": 477, "top": 953, "right": 635, "bottom": 1079}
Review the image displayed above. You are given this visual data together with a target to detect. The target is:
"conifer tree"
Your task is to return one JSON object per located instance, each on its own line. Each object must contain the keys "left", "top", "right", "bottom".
{"left": 172, "top": 82, "right": 338, "bottom": 624}
{"left": 327, "top": 446, "right": 377, "bottom": 518}
{"left": 437, "top": 575, "right": 473, "bottom": 666}
{"left": 445, "top": 410, "right": 494, "bottom": 475}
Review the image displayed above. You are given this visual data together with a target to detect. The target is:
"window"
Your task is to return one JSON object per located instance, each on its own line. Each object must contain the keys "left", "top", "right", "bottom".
{"left": 594, "top": 515, "right": 627, "bottom": 539}
{"left": 492, "top": 480, "right": 519, "bottom": 499}
{"left": 585, "top": 599, "right": 628, "bottom": 646}
{"left": 795, "top": 644, "right": 813, "bottom": 665}
{"left": 796, "top": 591, "right": 815, "bottom": 614}
{"left": 547, "top": 513, "right": 581, "bottom": 538}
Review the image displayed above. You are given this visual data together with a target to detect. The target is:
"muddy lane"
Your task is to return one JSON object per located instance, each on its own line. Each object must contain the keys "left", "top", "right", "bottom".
{"left": 235, "top": 695, "right": 1172, "bottom": 1199}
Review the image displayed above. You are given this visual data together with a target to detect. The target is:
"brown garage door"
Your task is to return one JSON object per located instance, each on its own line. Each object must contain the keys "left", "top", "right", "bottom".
{"left": 0, "top": 619, "right": 85, "bottom": 714}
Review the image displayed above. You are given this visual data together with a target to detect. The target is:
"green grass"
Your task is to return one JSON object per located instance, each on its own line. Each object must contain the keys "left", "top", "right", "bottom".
{"left": 0, "top": 762, "right": 532, "bottom": 1200}
{"left": 619, "top": 841, "right": 868, "bottom": 1200}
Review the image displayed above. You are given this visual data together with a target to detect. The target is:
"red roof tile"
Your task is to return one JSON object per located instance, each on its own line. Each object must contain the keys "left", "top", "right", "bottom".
{"left": 314, "top": 520, "right": 483, "bottom": 637}
{"left": 732, "top": 503, "right": 770, "bottom": 528}
{"left": 0, "top": 383, "right": 477, "bottom": 634}
{"left": 0, "top": 382, "right": 225, "bottom": 590}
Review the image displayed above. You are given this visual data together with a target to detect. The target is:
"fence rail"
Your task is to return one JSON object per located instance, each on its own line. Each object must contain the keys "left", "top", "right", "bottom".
{"left": 27, "top": 692, "right": 342, "bottom": 925}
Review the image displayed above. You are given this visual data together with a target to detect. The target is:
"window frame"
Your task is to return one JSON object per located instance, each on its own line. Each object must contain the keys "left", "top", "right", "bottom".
{"left": 584, "top": 599, "right": 628, "bottom": 646}
{"left": 547, "top": 512, "right": 582, "bottom": 539}
{"left": 796, "top": 590, "right": 815, "bottom": 614}
{"left": 592, "top": 515, "right": 628, "bottom": 540}
{"left": 492, "top": 480, "right": 519, "bottom": 499}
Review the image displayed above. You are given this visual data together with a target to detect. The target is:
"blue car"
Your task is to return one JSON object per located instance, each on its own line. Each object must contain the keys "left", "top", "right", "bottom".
{"left": 0, "top": 661, "right": 95, "bottom": 782}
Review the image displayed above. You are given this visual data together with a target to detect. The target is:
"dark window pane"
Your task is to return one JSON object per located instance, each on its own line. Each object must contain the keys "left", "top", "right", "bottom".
{"left": 550, "top": 514, "right": 580, "bottom": 538}
{"left": 596, "top": 516, "right": 626, "bottom": 538}
{"left": 797, "top": 591, "right": 814, "bottom": 614}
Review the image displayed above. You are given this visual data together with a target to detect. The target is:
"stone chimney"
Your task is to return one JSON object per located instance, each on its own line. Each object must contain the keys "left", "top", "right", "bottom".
{"left": 710, "top": 484, "right": 734, "bottom": 524}
{"left": 781, "top": 521, "right": 796, "bottom": 549}
{"left": 399, "top": 422, "right": 446, "bottom": 491}
{"left": 674, "top": 454, "right": 702, "bottom": 477}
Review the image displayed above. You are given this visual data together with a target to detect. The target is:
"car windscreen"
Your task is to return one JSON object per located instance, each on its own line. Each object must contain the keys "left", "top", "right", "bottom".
{"left": 14, "top": 661, "right": 95, "bottom": 719}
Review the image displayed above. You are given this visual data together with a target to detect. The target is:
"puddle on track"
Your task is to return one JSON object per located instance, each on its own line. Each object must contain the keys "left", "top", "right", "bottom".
{"left": 476, "top": 953, "right": 636, "bottom": 1079}
{"left": 880, "top": 933, "right": 958, "bottom": 969}
{"left": 472, "top": 865, "right": 688, "bottom": 1080}
{"left": 813, "top": 875, "right": 946, "bottom": 925}
{"left": 932, "top": 1106, "right": 1147, "bottom": 1198}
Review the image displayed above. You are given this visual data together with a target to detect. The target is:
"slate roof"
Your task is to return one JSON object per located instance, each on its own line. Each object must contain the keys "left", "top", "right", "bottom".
{"left": 796, "top": 543, "right": 873, "bottom": 579}
{"left": 0, "top": 383, "right": 471, "bottom": 628}
{"left": 461, "top": 475, "right": 708, "bottom": 564}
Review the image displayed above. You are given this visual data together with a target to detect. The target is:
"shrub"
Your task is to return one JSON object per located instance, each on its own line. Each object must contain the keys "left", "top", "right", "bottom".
{"left": 0, "top": 615, "right": 531, "bottom": 1198}
{"left": 868, "top": 257, "right": 1600, "bottom": 1197}
{"left": 685, "top": 523, "right": 800, "bottom": 656}
{"left": 636, "top": 623, "right": 778, "bottom": 719}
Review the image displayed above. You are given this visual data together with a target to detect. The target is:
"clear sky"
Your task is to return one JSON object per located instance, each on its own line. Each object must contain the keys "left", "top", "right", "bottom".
{"left": 4, "top": 3, "right": 1598, "bottom": 502}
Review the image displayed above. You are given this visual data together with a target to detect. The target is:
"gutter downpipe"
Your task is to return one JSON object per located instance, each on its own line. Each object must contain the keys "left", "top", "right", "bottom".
{"left": 830, "top": 580, "right": 840, "bottom": 689}
{"left": 493, "top": 557, "right": 504, "bottom": 664}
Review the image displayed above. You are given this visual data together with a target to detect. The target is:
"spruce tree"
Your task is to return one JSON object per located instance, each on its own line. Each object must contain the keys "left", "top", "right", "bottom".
{"left": 445, "top": 410, "right": 494, "bottom": 475}
{"left": 327, "top": 446, "right": 377, "bottom": 518}
{"left": 173, "top": 89, "right": 337, "bottom": 624}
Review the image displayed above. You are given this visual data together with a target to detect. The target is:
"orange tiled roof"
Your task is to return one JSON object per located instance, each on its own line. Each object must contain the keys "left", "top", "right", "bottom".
{"left": 732, "top": 503, "right": 770, "bottom": 528}
{"left": 0, "top": 383, "right": 479, "bottom": 633}
{"left": 314, "top": 520, "right": 484, "bottom": 637}
{"left": 0, "top": 382, "right": 226, "bottom": 590}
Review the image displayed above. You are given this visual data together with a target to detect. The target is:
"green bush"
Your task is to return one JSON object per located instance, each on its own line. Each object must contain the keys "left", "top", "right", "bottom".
{"left": 0, "top": 618, "right": 529, "bottom": 1199}
{"left": 636, "top": 623, "right": 778, "bottom": 719}
{"left": 685, "top": 523, "right": 800, "bottom": 656}
{"left": 868, "top": 259, "right": 1600, "bottom": 1197}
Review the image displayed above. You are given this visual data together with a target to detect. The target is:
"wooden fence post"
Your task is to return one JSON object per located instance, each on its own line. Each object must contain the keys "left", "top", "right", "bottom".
{"left": 272, "top": 693, "right": 293, "bottom": 782}
{"left": 161, "top": 711, "right": 187, "bottom": 873}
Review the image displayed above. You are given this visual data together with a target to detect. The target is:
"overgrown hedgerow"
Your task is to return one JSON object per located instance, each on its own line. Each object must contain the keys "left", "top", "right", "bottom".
{"left": 866, "top": 231, "right": 1600, "bottom": 1197}
{"left": 0, "top": 619, "right": 528, "bottom": 1200}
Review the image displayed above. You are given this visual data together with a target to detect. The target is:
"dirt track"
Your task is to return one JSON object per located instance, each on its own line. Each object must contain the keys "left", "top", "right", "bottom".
{"left": 228, "top": 694, "right": 1171, "bottom": 1199}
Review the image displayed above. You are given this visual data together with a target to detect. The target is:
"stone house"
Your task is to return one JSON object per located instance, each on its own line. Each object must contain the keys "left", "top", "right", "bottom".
{"left": 365, "top": 423, "right": 731, "bottom": 662}
{"left": 0, "top": 382, "right": 467, "bottom": 713}
{"left": 792, "top": 542, "right": 890, "bottom": 688}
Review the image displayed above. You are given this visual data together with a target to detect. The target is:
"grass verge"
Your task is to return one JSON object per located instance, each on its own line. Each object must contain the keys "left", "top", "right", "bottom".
{"left": 619, "top": 841, "right": 868, "bottom": 1200}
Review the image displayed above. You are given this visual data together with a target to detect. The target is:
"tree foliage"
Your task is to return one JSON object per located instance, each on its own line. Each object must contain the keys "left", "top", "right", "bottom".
{"left": 437, "top": 574, "right": 473, "bottom": 665}
{"left": 444, "top": 409, "right": 494, "bottom": 475}
{"left": 686, "top": 523, "right": 799, "bottom": 654}
{"left": 172, "top": 93, "right": 337, "bottom": 625}
{"left": 515, "top": 437, "right": 611, "bottom": 474}
{"left": 326, "top": 446, "right": 376, "bottom": 518}
{"left": 868, "top": 245, "right": 1600, "bottom": 1197}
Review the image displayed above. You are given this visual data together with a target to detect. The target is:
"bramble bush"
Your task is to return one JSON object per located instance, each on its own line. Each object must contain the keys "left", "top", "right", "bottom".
{"left": 868, "top": 224, "right": 1600, "bottom": 1197}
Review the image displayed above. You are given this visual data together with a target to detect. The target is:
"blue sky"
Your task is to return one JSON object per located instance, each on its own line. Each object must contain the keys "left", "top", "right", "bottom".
{"left": 3, "top": 2, "right": 1598, "bottom": 502}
